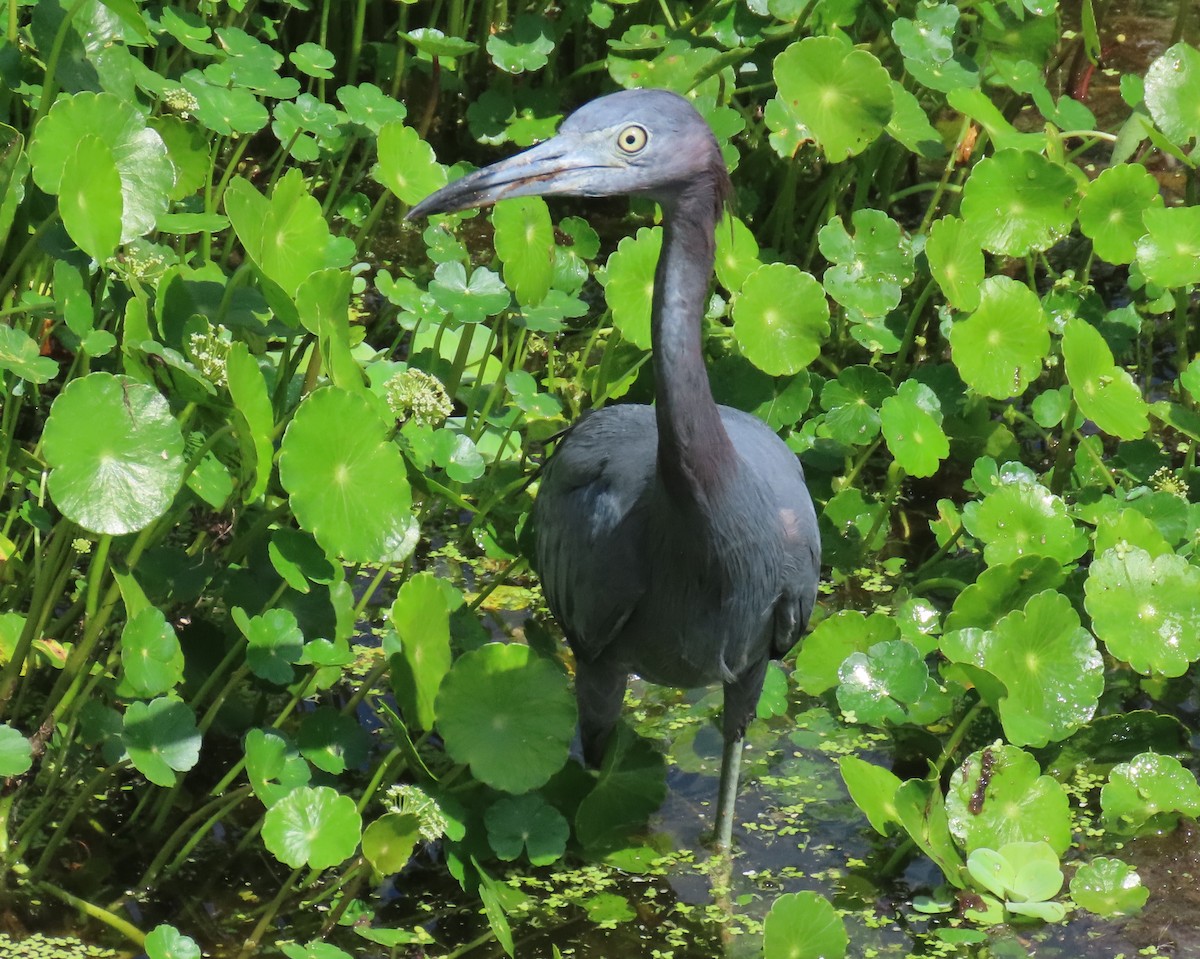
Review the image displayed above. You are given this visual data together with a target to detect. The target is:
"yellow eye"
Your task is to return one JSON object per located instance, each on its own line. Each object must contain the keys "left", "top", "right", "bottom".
{"left": 617, "top": 124, "right": 648, "bottom": 154}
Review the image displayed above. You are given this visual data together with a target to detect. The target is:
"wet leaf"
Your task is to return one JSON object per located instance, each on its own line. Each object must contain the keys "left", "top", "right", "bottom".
{"left": 43, "top": 374, "right": 186, "bottom": 536}
{"left": 950, "top": 277, "right": 1048, "bottom": 399}
{"left": 123, "top": 698, "right": 201, "bottom": 787}
{"left": 1144, "top": 42, "right": 1200, "bottom": 147}
{"left": 262, "top": 784, "right": 362, "bottom": 870}
{"left": 485, "top": 794, "right": 569, "bottom": 865}
{"left": 1077, "top": 164, "right": 1162, "bottom": 264}
{"left": 1135, "top": 206, "right": 1200, "bottom": 289}
{"left": 819, "top": 209, "right": 914, "bottom": 316}
{"left": 773, "top": 36, "right": 893, "bottom": 160}
{"left": 941, "top": 590, "right": 1102, "bottom": 747}
{"left": 880, "top": 380, "right": 949, "bottom": 477}
{"left": 435, "top": 643, "right": 576, "bottom": 794}
{"left": 793, "top": 610, "right": 899, "bottom": 695}
{"left": 1084, "top": 546, "right": 1200, "bottom": 677}
{"left": 1101, "top": 752, "right": 1200, "bottom": 833}
{"left": 733, "top": 263, "right": 828, "bottom": 375}
{"left": 947, "top": 745, "right": 1071, "bottom": 855}
{"left": 961, "top": 481, "right": 1086, "bottom": 567}
{"left": 960, "top": 150, "right": 1078, "bottom": 256}
{"left": 1069, "top": 857, "right": 1148, "bottom": 917}
{"left": 763, "top": 891, "right": 847, "bottom": 959}
{"left": 944, "top": 556, "right": 1067, "bottom": 632}
{"left": 278, "top": 388, "right": 418, "bottom": 564}
{"left": 837, "top": 639, "right": 930, "bottom": 725}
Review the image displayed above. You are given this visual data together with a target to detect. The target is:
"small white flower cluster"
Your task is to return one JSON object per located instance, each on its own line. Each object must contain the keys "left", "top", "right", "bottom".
{"left": 187, "top": 324, "right": 233, "bottom": 388}
{"left": 162, "top": 87, "right": 199, "bottom": 117}
{"left": 384, "top": 368, "right": 452, "bottom": 427}
{"left": 383, "top": 783, "right": 449, "bottom": 844}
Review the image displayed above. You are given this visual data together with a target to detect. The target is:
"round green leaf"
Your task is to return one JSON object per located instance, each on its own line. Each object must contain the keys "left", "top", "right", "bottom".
{"left": 297, "top": 706, "right": 370, "bottom": 775}
{"left": 376, "top": 122, "right": 447, "bottom": 206}
{"left": 0, "top": 724, "right": 32, "bottom": 777}
{"left": 28, "top": 91, "right": 172, "bottom": 241}
{"left": 1101, "top": 752, "right": 1200, "bottom": 833}
{"left": 603, "top": 227, "right": 659, "bottom": 350}
{"left": 59, "top": 135, "right": 122, "bottom": 261}
{"left": 123, "top": 697, "right": 201, "bottom": 787}
{"left": 427, "top": 262, "right": 511, "bottom": 324}
{"left": 279, "top": 388, "right": 418, "bottom": 564}
{"left": 943, "top": 590, "right": 1102, "bottom": 747}
{"left": 773, "top": 36, "right": 893, "bottom": 160}
{"left": 944, "top": 556, "right": 1066, "bottom": 632}
{"left": 926, "top": 216, "right": 984, "bottom": 310}
{"left": 715, "top": 214, "right": 761, "bottom": 293}
{"left": 1078, "top": 164, "right": 1163, "bottom": 264}
{"left": 960, "top": 150, "right": 1078, "bottom": 256}
{"left": 390, "top": 571, "right": 454, "bottom": 731}
{"left": 262, "top": 784, "right": 362, "bottom": 870}
{"left": 763, "top": 891, "right": 848, "bottom": 959}
{"left": 1061, "top": 317, "right": 1148, "bottom": 439}
{"left": 485, "top": 794, "right": 569, "bottom": 865}
{"left": 1144, "top": 42, "right": 1200, "bottom": 146}
{"left": 362, "top": 812, "right": 420, "bottom": 875}
{"left": 819, "top": 365, "right": 894, "bottom": 446}
{"left": 793, "top": 610, "right": 899, "bottom": 695}
{"left": 880, "top": 380, "right": 949, "bottom": 478}
{"left": 492, "top": 197, "right": 554, "bottom": 307}
{"left": 1135, "top": 206, "right": 1200, "bottom": 289}
{"left": 818, "top": 209, "right": 914, "bottom": 316}
{"left": 120, "top": 607, "right": 184, "bottom": 698}
{"left": 144, "top": 924, "right": 201, "bottom": 959}
{"left": 733, "top": 263, "right": 829, "bottom": 375}
{"left": 836, "top": 639, "right": 930, "bottom": 725}
{"left": 434, "top": 643, "right": 576, "bottom": 794}
{"left": 237, "top": 607, "right": 304, "bottom": 685}
{"left": 487, "top": 14, "right": 555, "bottom": 74}
{"left": 245, "top": 728, "right": 311, "bottom": 808}
{"left": 946, "top": 745, "right": 1072, "bottom": 855}
{"left": 43, "top": 373, "right": 186, "bottom": 535}
{"left": 1070, "top": 857, "right": 1148, "bottom": 918}
{"left": 949, "top": 276, "right": 1048, "bottom": 398}
{"left": 1084, "top": 546, "right": 1200, "bottom": 676}
{"left": 0, "top": 325, "right": 58, "bottom": 384}
{"left": 961, "top": 481, "right": 1086, "bottom": 567}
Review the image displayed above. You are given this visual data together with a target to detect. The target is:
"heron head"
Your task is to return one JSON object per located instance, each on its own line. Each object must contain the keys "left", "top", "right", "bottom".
{"left": 407, "top": 89, "right": 730, "bottom": 220}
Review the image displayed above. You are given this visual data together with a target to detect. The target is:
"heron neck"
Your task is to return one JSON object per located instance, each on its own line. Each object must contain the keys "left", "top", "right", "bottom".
{"left": 651, "top": 186, "right": 735, "bottom": 504}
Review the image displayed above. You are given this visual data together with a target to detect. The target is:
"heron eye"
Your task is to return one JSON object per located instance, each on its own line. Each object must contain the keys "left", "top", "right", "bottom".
{"left": 617, "top": 124, "right": 649, "bottom": 154}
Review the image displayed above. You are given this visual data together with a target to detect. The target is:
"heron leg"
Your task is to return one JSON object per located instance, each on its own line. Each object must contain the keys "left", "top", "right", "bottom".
{"left": 574, "top": 656, "right": 627, "bottom": 767}
{"left": 713, "top": 733, "right": 743, "bottom": 852}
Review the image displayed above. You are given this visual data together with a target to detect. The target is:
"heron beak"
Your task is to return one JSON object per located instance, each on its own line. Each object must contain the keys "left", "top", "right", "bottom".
{"left": 406, "top": 135, "right": 613, "bottom": 219}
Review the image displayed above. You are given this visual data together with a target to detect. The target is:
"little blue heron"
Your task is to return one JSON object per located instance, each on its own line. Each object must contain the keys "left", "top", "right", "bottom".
{"left": 409, "top": 89, "right": 820, "bottom": 851}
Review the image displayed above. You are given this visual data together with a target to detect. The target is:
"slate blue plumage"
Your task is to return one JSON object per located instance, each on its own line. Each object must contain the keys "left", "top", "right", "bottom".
{"left": 409, "top": 89, "right": 820, "bottom": 851}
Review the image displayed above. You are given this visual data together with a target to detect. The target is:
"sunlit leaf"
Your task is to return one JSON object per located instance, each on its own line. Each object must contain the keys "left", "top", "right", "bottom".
{"left": 493, "top": 197, "right": 554, "bottom": 306}
{"left": 926, "top": 216, "right": 984, "bottom": 310}
{"left": 603, "top": 226, "right": 659, "bottom": 350}
{"left": 1077, "top": 164, "right": 1162, "bottom": 264}
{"left": 1061, "top": 317, "right": 1148, "bottom": 439}
{"left": 763, "top": 891, "right": 847, "bottom": 959}
{"left": 1085, "top": 546, "right": 1200, "bottom": 676}
{"left": 1070, "top": 857, "right": 1148, "bottom": 918}
{"left": 960, "top": 150, "right": 1078, "bottom": 256}
{"left": 262, "top": 785, "right": 362, "bottom": 870}
{"left": 1135, "top": 206, "right": 1200, "bottom": 289}
{"left": 43, "top": 374, "right": 186, "bottom": 536}
{"left": 880, "top": 380, "right": 948, "bottom": 477}
{"left": 362, "top": 813, "right": 420, "bottom": 875}
{"left": 839, "top": 756, "right": 901, "bottom": 836}
{"left": 961, "top": 481, "right": 1086, "bottom": 567}
{"left": 950, "top": 277, "right": 1048, "bottom": 399}
{"left": 377, "top": 122, "right": 448, "bottom": 206}
{"left": 123, "top": 698, "right": 201, "bottom": 787}
{"left": 793, "top": 610, "right": 898, "bottom": 695}
{"left": 733, "top": 263, "right": 828, "bottom": 375}
{"left": 773, "top": 36, "right": 893, "bottom": 160}
{"left": 120, "top": 607, "right": 184, "bottom": 698}
{"left": 59, "top": 135, "right": 122, "bottom": 261}
{"left": 278, "top": 388, "right": 418, "bottom": 564}
{"left": 819, "top": 209, "right": 914, "bottom": 316}
{"left": 1143, "top": 42, "right": 1200, "bottom": 147}
{"left": 390, "top": 572, "right": 454, "bottom": 731}
{"left": 1101, "top": 752, "right": 1200, "bottom": 833}
{"left": 0, "top": 725, "right": 32, "bottom": 777}
{"left": 0, "top": 325, "right": 58, "bottom": 384}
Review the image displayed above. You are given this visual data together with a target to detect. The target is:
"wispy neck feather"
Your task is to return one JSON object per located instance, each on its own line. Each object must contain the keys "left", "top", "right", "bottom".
{"left": 651, "top": 179, "right": 735, "bottom": 505}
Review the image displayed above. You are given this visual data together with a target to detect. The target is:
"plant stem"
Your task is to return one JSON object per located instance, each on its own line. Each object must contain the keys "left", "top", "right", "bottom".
{"left": 35, "top": 880, "right": 146, "bottom": 946}
{"left": 237, "top": 864, "right": 305, "bottom": 959}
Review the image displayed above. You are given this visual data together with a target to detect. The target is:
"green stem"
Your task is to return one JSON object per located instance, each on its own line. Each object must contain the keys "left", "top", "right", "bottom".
{"left": 139, "top": 785, "right": 254, "bottom": 889}
{"left": 931, "top": 699, "right": 986, "bottom": 780}
{"left": 236, "top": 865, "right": 305, "bottom": 959}
{"left": 1048, "top": 396, "right": 1079, "bottom": 496}
{"left": 35, "top": 880, "right": 146, "bottom": 947}
{"left": 28, "top": 763, "right": 124, "bottom": 880}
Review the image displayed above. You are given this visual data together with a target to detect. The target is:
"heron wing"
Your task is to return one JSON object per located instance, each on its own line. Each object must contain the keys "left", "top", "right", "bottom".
{"left": 533, "top": 406, "right": 656, "bottom": 663}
